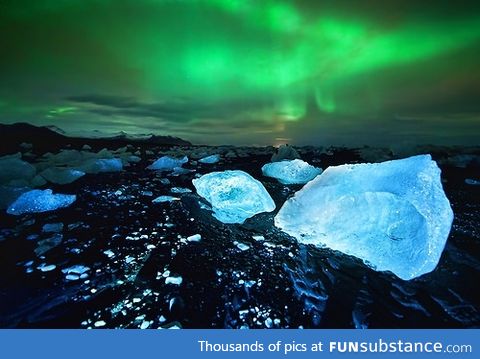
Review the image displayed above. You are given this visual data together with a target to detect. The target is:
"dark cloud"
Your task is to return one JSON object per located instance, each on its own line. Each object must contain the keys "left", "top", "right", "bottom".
{"left": 66, "top": 94, "right": 220, "bottom": 121}
{"left": 66, "top": 93, "right": 280, "bottom": 123}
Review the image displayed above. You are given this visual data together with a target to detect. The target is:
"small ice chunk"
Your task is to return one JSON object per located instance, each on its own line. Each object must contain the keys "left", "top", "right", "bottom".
{"left": 262, "top": 159, "right": 322, "bottom": 184}
{"left": 79, "top": 158, "right": 123, "bottom": 173}
{"left": 62, "top": 264, "right": 90, "bottom": 275}
{"left": 31, "top": 175, "right": 47, "bottom": 187}
{"left": 94, "top": 320, "right": 106, "bottom": 327}
{"left": 42, "top": 223, "right": 64, "bottom": 233}
{"left": 65, "top": 274, "right": 80, "bottom": 281}
{"left": 165, "top": 276, "right": 183, "bottom": 285}
{"left": 169, "top": 167, "right": 194, "bottom": 176}
{"left": 20, "top": 142, "right": 33, "bottom": 151}
{"left": 0, "top": 155, "right": 36, "bottom": 185}
{"left": 235, "top": 242, "right": 250, "bottom": 251}
{"left": 170, "top": 187, "right": 192, "bottom": 194}
{"left": 38, "top": 264, "right": 56, "bottom": 272}
{"left": 193, "top": 170, "right": 275, "bottom": 224}
{"left": 465, "top": 178, "right": 480, "bottom": 186}
{"left": 148, "top": 156, "right": 188, "bottom": 171}
{"left": 127, "top": 155, "right": 142, "bottom": 163}
{"left": 35, "top": 234, "right": 63, "bottom": 256}
{"left": 40, "top": 167, "right": 85, "bottom": 185}
{"left": 186, "top": 234, "right": 201, "bottom": 242}
{"left": 7, "top": 189, "right": 76, "bottom": 215}
{"left": 103, "top": 250, "right": 115, "bottom": 258}
{"left": 140, "top": 321, "right": 150, "bottom": 329}
{"left": 199, "top": 154, "right": 220, "bottom": 164}
{"left": 271, "top": 144, "right": 300, "bottom": 162}
{"left": 275, "top": 155, "right": 454, "bottom": 280}
{"left": 152, "top": 195, "right": 180, "bottom": 203}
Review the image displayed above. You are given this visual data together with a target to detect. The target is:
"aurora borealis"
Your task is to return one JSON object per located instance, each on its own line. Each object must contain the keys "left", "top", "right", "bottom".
{"left": 1, "top": 0, "right": 479, "bottom": 146}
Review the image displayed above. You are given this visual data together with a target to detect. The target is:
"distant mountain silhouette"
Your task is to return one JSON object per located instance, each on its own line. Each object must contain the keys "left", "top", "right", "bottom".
{"left": 0, "top": 123, "right": 191, "bottom": 154}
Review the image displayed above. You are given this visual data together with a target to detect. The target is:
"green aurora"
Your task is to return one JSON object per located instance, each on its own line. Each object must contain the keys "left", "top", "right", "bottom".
{"left": 1, "top": 0, "right": 479, "bottom": 146}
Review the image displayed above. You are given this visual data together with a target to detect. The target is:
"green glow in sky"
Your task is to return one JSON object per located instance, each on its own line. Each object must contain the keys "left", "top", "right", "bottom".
{"left": 1, "top": 0, "right": 479, "bottom": 145}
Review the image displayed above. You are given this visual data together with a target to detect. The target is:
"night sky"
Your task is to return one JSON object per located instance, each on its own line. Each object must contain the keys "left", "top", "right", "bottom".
{"left": 1, "top": 0, "right": 479, "bottom": 146}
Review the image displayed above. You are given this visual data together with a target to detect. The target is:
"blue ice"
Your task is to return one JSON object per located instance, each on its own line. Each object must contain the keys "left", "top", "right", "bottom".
{"left": 193, "top": 170, "right": 275, "bottom": 224}
{"left": 274, "top": 155, "right": 454, "bottom": 280}
{"left": 7, "top": 189, "right": 76, "bottom": 215}
{"left": 148, "top": 156, "right": 188, "bottom": 171}
{"left": 262, "top": 159, "right": 322, "bottom": 185}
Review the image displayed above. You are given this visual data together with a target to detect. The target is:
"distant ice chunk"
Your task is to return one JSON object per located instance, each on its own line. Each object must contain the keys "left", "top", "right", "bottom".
{"left": 186, "top": 234, "right": 202, "bottom": 242}
{"left": 140, "top": 321, "right": 150, "bottom": 329}
{"left": 275, "top": 155, "right": 454, "bottom": 280}
{"left": 94, "top": 320, "right": 106, "bottom": 327}
{"left": 42, "top": 222, "right": 64, "bottom": 233}
{"left": 148, "top": 156, "right": 188, "bottom": 171}
{"left": 45, "top": 149, "right": 83, "bottom": 166}
{"left": 193, "top": 170, "right": 275, "bottom": 224}
{"left": 271, "top": 144, "right": 300, "bottom": 162}
{"left": 103, "top": 249, "right": 115, "bottom": 258}
{"left": 126, "top": 155, "right": 142, "bottom": 163}
{"left": 152, "top": 195, "right": 180, "bottom": 203}
{"left": 442, "top": 154, "right": 480, "bottom": 168}
{"left": 20, "top": 142, "right": 33, "bottom": 151}
{"left": 169, "top": 167, "right": 194, "bottom": 176}
{"left": 37, "top": 263, "right": 56, "bottom": 272}
{"left": 235, "top": 242, "right": 250, "bottom": 251}
{"left": 465, "top": 178, "right": 480, "bottom": 186}
{"left": 40, "top": 167, "right": 85, "bottom": 184}
{"left": 35, "top": 234, "right": 63, "bottom": 256}
{"left": 0, "top": 154, "right": 36, "bottom": 186}
{"left": 199, "top": 154, "right": 220, "bottom": 164}
{"left": 78, "top": 158, "right": 123, "bottom": 173}
{"left": 171, "top": 187, "right": 192, "bottom": 194}
{"left": 62, "top": 264, "right": 90, "bottom": 281}
{"left": 7, "top": 189, "right": 76, "bottom": 216}
{"left": 62, "top": 264, "right": 90, "bottom": 275}
{"left": 262, "top": 159, "right": 322, "bottom": 184}
{"left": 31, "top": 175, "right": 47, "bottom": 187}
{"left": 165, "top": 276, "right": 183, "bottom": 285}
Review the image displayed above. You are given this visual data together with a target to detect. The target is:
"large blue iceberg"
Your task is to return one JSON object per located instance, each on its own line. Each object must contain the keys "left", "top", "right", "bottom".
{"left": 7, "top": 189, "right": 76, "bottom": 215}
{"left": 274, "top": 155, "right": 453, "bottom": 280}
{"left": 193, "top": 170, "right": 276, "bottom": 224}
{"left": 262, "top": 159, "right": 322, "bottom": 185}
